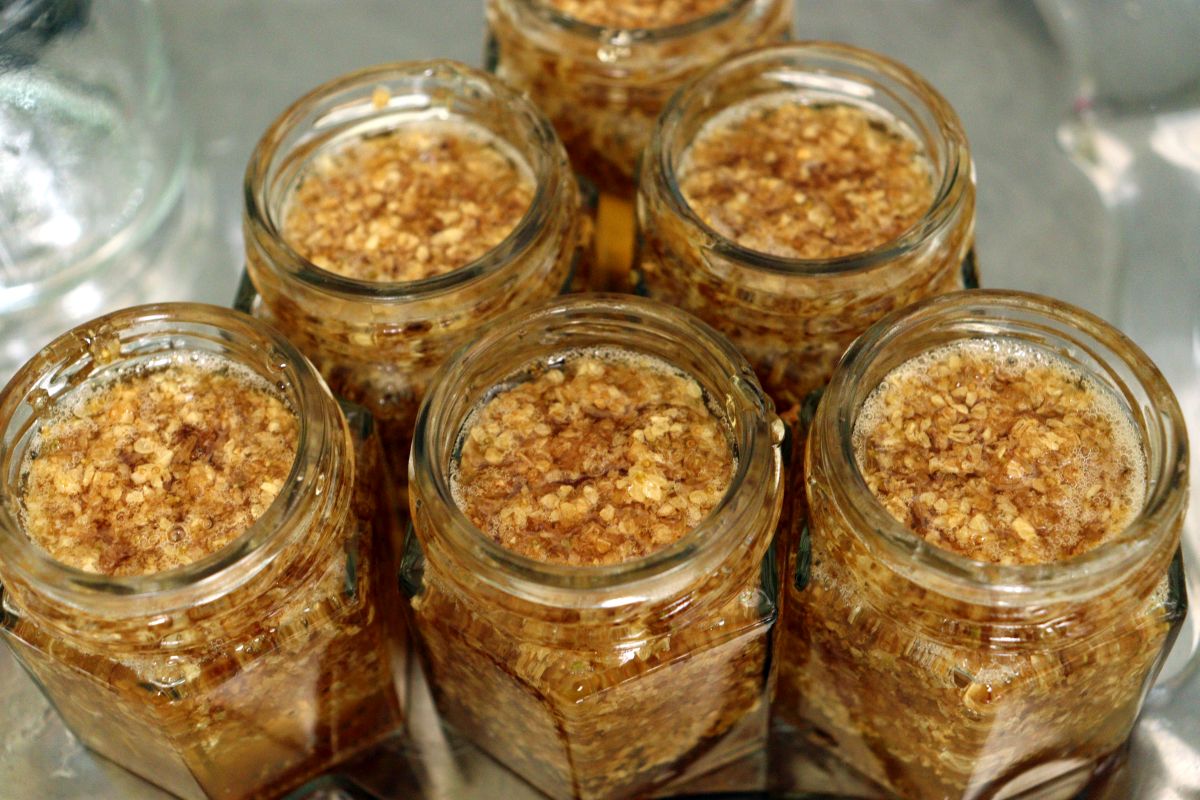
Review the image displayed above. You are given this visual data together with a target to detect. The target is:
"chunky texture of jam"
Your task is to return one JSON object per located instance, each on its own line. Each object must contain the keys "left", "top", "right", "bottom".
{"left": 776, "top": 338, "right": 1179, "bottom": 799}
{"left": 640, "top": 93, "right": 970, "bottom": 408}
{"left": 453, "top": 352, "right": 732, "bottom": 565}
{"left": 854, "top": 339, "right": 1145, "bottom": 564}
{"left": 22, "top": 358, "right": 297, "bottom": 575}
{"left": 4, "top": 352, "right": 405, "bottom": 800}
{"left": 680, "top": 99, "right": 934, "bottom": 260}
{"left": 283, "top": 121, "right": 533, "bottom": 282}
{"left": 410, "top": 347, "right": 777, "bottom": 800}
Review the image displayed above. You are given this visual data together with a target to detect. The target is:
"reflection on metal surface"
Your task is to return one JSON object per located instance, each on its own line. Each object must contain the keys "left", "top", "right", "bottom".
{"left": 1151, "top": 111, "right": 1200, "bottom": 179}
{"left": 1056, "top": 121, "right": 1138, "bottom": 205}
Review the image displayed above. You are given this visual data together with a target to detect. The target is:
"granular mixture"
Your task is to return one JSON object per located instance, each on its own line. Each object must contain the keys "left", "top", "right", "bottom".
{"left": 680, "top": 98, "right": 934, "bottom": 259}
{"left": 453, "top": 351, "right": 733, "bottom": 565}
{"left": 282, "top": 120, "right": 534, "bottom": 282}
{"left": 854, "top": 339, "right": 1145, "bottom": 564}
{"left": 21, "top": 357, "right": 298, "bottom": 576}
{"left": 542, "top": 0, "right": 733, "bottom": 29}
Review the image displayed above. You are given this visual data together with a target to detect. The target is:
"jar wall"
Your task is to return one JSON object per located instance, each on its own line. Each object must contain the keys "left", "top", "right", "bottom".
{"left": 485, "top": 0, "right": 793, "bottom": 199}
{"left": 406, "top": 536, "right": 776, "bottom": 800}
{"left": 405, "top": 295, "right": 784, "bottom": 800}
{"left": 637, "top": 43, "right": 976, "bottom": 409}
{"left": 773, "top": 291, "right": 1188, "bottom": 799}
{"left": 0, "top": 305, "right": 406, "bottom": 800}
{"left": 243, "top": 61, "right": 583, "bottom": 482}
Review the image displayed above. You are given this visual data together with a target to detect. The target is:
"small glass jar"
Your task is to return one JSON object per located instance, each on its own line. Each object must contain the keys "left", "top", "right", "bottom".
{"left": 0, "top": 304, "right": 406, "bottom": 800}
{"left": 775, "top": 290, "right": 1188, "bottom": 799}
{"left": 243, "top": 60, "right": 584, "bottom": 484}
{"left": 638, "top": 43, "right": 977, "bottom": 410}
{"left": 486, "top": 0, "right": 792, "bottom": 288}
{"left": 405, "top": 295, "right": 784, "bottom": 800}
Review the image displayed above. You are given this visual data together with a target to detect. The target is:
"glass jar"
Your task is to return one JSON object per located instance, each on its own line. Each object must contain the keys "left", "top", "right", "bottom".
{"left": 485, "top": 0, "right": 792, "bottom": 288}
{"left": 0, "top": 304, "right": 406, "bottom": 800}
{"left": 243, "top": 60, "right": 584, "bottom": 486}
{"left": 0, "top": 0, "right": 189, "bottom": 381}
{"left": 775, "top": 290, "right": 1188, "bottom": 799}
{"left": 405, "top": 294, "right": 784, "bottom": 800}
{"left": 638, "top": 42, "right": 977, "bottom": 410}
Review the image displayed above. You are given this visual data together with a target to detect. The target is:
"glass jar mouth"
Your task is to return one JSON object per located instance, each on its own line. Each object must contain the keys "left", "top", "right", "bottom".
{"left": 818, "top": 289, "right": 1188, "bottom": 601}
{"left": 411, "top": 293, "right": 781, "bottom": 603}
{"left": 0, "top": 0, "right": 78, "bottom": 38}
{"left": 651, "top": 41, "right": 972, "bottom": 276}
{"left": 514, "top": 0, "right": 754, "bottom": 42}
{"left": 244, "top": 60, "right": 569, "bottom": 302}
{"left": 0, "top": 303, "right": 337, "bottom": 611}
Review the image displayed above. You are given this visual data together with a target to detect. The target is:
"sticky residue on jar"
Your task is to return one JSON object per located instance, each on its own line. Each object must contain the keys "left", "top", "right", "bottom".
{"left": 20, "top": 354, "right": 299, "bottom": 576}
{"left": 853, "top": 338, "right": 1146, "bottom": 564}
{"left": 451, "top": 349, "right": 734, "bottom": 565}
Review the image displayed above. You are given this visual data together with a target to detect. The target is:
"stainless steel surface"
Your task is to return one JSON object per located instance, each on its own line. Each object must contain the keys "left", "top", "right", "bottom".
{"left": 1, "top": 1, "right": 1197, "bottom": 797}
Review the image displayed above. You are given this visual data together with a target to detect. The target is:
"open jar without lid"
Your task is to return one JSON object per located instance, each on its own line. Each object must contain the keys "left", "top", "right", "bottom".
{"left": 0, "top": 304, "right": 406, "bottom": 800}
{"left": 405, "top": 294, "right": 785, "bottom": 800}
{"left": 775, "top": 290, "right": 1188, "bottom": 800}
{"left": 485, "top": 0, "right": 792, "bottom": 198}
{"left": 637, "top": 42, "right": 977, "bottom": 410}
{"left": 486, "top": 0, "right": 792, "bottom": 289}
{"left": 243, "top": 60, "right": 585, "bottom": 486}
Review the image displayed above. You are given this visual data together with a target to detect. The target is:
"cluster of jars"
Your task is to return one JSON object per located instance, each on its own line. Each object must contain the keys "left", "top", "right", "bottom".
{"left": 0, "top": 3, "right": 1188, "bottom": 800}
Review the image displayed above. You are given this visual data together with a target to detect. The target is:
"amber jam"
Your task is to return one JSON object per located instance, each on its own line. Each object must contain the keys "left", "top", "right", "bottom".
{"left": 678, "top": 98, "right": 935, "bottom": 261}
{"left": 775, "top": 291, "right": 1187, "bottom": 800}
{"left": 0, "top": 305, "right": 406, "bottom": 800}
{"left": 452, "top": 350, "right": 735, "bottom": 566}
{"left": 407, "top": 295, "right": 783, "bottom": 800}
{"left": 854, "top": 339, "right": 1146, "bottom": 565}
{"left": 244, "top": 61, "right": 583, "bottom": 486}
{"left": 638, "top": 43, "right": 975, "bottom": 409}
{"left": 486, "top": 0, "right": 792, "bottom": 289}
{"left": 281, "top": 120, "right": 534, "bottom": 283}
{"left": 21, "top": 357, "right": 297, "bottom": 576}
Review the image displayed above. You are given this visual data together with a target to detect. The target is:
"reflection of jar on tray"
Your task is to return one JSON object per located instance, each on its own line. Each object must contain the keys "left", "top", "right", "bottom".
{"left": 775, "top": 290, "right": 1188, "bottom": 799}
{"left": 638, "top": 43, "right": 976, "bottom": 410}
{"left": 405, "top": 295, "right": 784, "bottom": 800}
{"left": 243, "top": 61, "right": 585, "bottom": 483}
{"left": 486, "top": 0, "right": 792, "bottom": 287}
{"left": 0, "top": 304, "right": 406, "bottom": 800}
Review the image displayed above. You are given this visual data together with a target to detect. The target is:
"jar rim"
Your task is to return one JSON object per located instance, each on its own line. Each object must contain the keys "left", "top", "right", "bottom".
{"left": 243, "top": 60, "right": 570, "bottom": 302}
{"left": 816, "top": 289, "right": 1188, "bottom": 601}
{"left": 502, "top": 0, "right": 756, "bottom": 42}
{"left": 0, "top": 0, "right": 83, "bottom": 39}
{"left": 410, "top": 293, "right": 781, "bottom": 605}
{"left": 0, "top": 303, "right": 342, "bottom": 612}
{"left": 649, "top": 41, "right": 973, "bottom": 276}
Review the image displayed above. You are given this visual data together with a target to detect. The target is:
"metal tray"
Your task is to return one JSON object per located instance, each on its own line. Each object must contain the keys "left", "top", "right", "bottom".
{"left": 1, "top": 1, "right": 1197, "bottom": 797}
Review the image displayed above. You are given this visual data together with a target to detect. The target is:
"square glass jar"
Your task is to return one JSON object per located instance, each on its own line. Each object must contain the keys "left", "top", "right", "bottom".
{"left": 637, "top": 43, "right": 977, "bottom": 410}
{"left": 775, "top": 290, "right": 1188, "bottom": 799}
{"left": 405, "top": 295, "right": 785, "bottom": 800}
{"left": 243, "top": 61, "right": 586, "bottom": 484}
{"left": 0, "top": 304, "right": 407, "bottom": 800}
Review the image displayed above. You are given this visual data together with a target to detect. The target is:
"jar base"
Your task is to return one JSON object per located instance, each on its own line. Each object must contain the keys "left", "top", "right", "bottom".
{"left": 768, "top": 713, "right": 1134, "bottom": 800}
